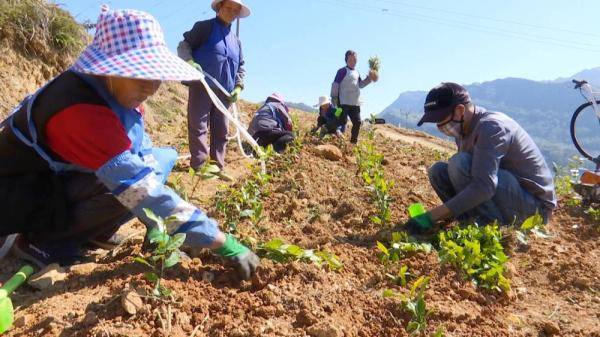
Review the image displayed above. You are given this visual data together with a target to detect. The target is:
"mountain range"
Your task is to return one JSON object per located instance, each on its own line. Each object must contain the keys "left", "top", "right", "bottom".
{"left": 378, "top": 67, "right": 600, "bottom": 166}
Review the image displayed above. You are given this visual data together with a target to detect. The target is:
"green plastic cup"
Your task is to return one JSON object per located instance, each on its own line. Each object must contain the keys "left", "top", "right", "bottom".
{"left": 0, "top": 265, "right": 34, "bottom": 334}
{"left": 408, "top": 203, "right": 426, "bottom": 218}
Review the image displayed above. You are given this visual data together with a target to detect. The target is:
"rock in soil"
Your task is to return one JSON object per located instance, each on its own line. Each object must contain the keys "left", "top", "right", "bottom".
{"left": 307, "top": 322, "right": 343, "bottom": 337}
{"left": 295, "top": 309, "right": 319, "bottom": 327}
{"left": 121, "top": 290, "right": 144, "bottom": 315}
{"left": 13, "top": 315, "right": 29, "bottom": 327}
{"left": 314, "top": 145, "right": 343, "bottom": 161}
{"left": 68, "top": 262, "right": 98, "bottom": 275}
{"left": 83, "top": 311, "right": 99, "bottom": 326}
{"left": 27, "top": 263, "right": 67, "bottom": 290}
{"left": 541, "top": 320, "right": 561, "bottom": 335}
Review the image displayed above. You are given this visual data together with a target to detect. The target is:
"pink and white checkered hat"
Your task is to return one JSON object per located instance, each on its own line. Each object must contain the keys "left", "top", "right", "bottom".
{"left": 267, "top": 93, "right": 286, "bottom": 104}
{"left": 72, "top": 5, "right": 201, "bottom": 81}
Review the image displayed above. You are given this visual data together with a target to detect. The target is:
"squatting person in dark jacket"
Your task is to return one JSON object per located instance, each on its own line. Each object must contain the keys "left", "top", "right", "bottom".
{"left": 248, "top": 93, "right": 294, "bottom": 153}
{"left": 399, "top": 82, "right": 557, "bottom": 236}
{"left": 177, "top": 0, "right": 250, "bottom": 180}
{"left": 0, "top": 6, "right": 259, "bottom": 280}
{"left": 310, "top": 96, "right": 345, "bottom": 138}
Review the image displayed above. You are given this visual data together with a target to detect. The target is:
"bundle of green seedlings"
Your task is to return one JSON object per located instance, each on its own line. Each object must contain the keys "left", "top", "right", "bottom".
{"left": 257, "top": 238, "right": 343, "bottom": 271}
{"left": 438, "top": 223, "right": 511, "bottom": 293}
{"left": 354, "top": 127, "right": 395, "bottom": 227}
{"left": 135, "top": 209, "right": 187, "bottom": 298}
{"left": 368, "top": 56, "right": 380, "bottom": 81}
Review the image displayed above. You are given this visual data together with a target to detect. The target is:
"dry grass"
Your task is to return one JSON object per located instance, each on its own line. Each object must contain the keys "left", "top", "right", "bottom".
{"left": 0, "top": 0, "right": 87, "bottom": 61}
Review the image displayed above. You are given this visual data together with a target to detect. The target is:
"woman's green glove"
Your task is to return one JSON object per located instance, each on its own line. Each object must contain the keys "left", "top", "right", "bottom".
{"left": 187, "top": 59, "right": 203, "bottom": 72}
{"left": 215, "top": 234, "right": 260, "bottom": 280}
{"left": 229, "top": 86, "right": 242, "bottom": 102}
{"left": 215, "top": 233, "right": 249, "bottom": 257}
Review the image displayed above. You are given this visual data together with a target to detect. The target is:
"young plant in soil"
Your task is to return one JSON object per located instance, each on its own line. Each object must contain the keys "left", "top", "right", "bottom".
{"left": 377, "top": 231, "right": 433, "bottom": 265}
{"left": 135, "top": 209, "right": 186, "bottom": 298}
{"left": 215, "top": 164, "right": 271, "bottom": 232}
{"left": 585, "top": 206, "right": 600, "bottom": 223}
{"left": 438, "top": 223, "right": 511, "bottom": 293}
{"left": 386, "top": 264, "right": 411, "bottom": 287}
{"left": 384, "top": 276, "right": 431, "bottom": 335}
{"left": 354, "top": 131, "right": 395, "bottom": 227}
{"left": 257, "top": 238, "right": 343, "bottom": 271}
{"left": 515, "top": 213, "right": 551, "bottom": 245}
{"left": 166, "top": 173, "right": 188, "bottom": 201}
{"left": 189, "top": 160, "right": 221, "bottom": 196}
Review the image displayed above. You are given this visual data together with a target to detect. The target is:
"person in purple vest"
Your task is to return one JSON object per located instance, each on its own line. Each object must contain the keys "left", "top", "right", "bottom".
{"left": 0, "top": 6, "right": 259, "bottom": 280}
{"left": 248, "top": 93, "right": 295, "bottom": 153}
{"left": 330, "top": 50, "right": 378, "bottom": 144}
{"left": 177, "top": 0, "right": 250, "bottom": 181}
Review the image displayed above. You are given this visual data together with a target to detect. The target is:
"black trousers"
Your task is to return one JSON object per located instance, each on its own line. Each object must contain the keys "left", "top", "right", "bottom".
{"left": 338, "top": 105, "right": 362, "bottom": 143}
{"left": 26, "top": 172, "right": 132, "bottom": 246}
{"left": 254, "top": 130, "right": 295, "bottom": 153}
{"left": 316, "top": 115, "right": 327, "bottom": 127}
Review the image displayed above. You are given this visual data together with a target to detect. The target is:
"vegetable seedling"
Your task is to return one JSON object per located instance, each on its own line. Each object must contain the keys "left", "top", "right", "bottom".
{"left": 135, "top": 209, "right": 186, "bottom": 298}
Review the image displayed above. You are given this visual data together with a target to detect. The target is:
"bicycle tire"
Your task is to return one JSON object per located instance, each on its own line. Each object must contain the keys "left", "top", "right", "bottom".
{"left": 570, "top": 100, "right": 600, "bottom": 163}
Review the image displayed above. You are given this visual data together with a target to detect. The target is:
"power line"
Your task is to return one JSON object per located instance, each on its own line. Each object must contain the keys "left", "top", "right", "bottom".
{"left": 319, "top": 0, "right": 600, "bottom": 50}
{"left": 310, "top": 0, "right": 600, "bottom": 53}
{"left": 372, "top": 0, "right": 600, "bottom": 39}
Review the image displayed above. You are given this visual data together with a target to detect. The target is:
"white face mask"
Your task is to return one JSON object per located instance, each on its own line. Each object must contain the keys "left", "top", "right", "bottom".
{"left": 437, "top": 114, "right": 464, "bottom": 139}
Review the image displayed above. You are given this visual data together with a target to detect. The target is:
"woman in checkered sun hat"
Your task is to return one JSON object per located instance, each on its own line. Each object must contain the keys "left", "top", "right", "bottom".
{"left": 0, "top": 5, "right": 259, "bottom": 280}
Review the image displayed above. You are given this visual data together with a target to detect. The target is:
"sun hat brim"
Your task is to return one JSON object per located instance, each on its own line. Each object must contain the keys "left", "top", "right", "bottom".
{"left": 314, "top": 98, "right": 331, "bottom": 107}
{"left": 211, "top": 0, "right": 251, "bottom": 18}
{"left": 71, "top": 44, "right": 203, "bottom": 82}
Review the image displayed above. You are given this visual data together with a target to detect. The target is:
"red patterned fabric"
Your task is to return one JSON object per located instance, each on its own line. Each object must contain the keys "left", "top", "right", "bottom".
{"left": 45, "top": 104, "right": 132, "bottom": 170}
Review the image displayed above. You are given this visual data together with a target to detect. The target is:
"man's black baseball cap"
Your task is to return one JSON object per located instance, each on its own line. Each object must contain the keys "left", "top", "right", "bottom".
{"left": 417, "top": 82, "right": 471, "bottom": 126}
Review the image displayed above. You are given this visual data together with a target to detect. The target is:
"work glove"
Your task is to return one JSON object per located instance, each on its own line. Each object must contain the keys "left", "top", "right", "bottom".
{"left": 187, "top": 59, "right": 203, "bottom": 72}
{"left": 403, "top": 212, "right": 435, "bottom": 236}
{"left": 334, "top": 107, "right": 343, "bottom": 118}
{"left": 229, "top": 86, "right": 242, "bottom": 103}
{"left": 215, "top": 234, "right": 260, "bottom": 280}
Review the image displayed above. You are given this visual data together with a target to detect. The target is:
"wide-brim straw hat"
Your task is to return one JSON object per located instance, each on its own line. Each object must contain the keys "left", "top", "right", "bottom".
{"left": 211, "top": 0, "right": 251, "bottom": 18}
{"left": 314, "top": 96, "right": 331, "bottom": 107}
{"left": 71, "top": 5, "right": 202, "bottom": 81}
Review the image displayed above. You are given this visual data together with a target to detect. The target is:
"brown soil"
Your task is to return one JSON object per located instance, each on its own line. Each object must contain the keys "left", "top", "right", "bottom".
{"left": 1, "top": 108, "right": 598, "bottom": 336}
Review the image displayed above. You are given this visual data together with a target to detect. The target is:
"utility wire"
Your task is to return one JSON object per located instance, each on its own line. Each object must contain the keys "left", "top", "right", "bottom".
{"left": 311, "top": 0, "right": 600, "bottom": 53}
{"left": 319, "top": 0, "right": 600, "bottom": 49}
{"left": 372, "top": 0, "right": 600, "bottom": 39}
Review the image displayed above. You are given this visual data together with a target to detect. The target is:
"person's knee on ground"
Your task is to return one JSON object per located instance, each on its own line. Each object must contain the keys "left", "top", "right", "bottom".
{"left": 447, "top": 152, "right": 474, "bottom": 191}
{"left": 273, "top": 133, "right": 294, "bottom": 153}
{"left": 427, "top": 161, "right": 450, "bottom": 190}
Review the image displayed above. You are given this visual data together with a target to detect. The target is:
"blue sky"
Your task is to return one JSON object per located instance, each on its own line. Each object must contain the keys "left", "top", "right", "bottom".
{"left": 60, "top": 0, "right": 600, "bottom": 116}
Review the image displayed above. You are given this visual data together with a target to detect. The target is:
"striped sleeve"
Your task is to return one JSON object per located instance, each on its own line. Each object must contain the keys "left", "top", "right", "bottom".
{"left": 96, "top": 150, "right": 220, "bottom": 247}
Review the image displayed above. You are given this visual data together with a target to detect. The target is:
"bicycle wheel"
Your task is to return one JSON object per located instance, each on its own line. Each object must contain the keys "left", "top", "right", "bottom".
{"left": 570, "top": 100, "right": 600, "bottom": 163}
